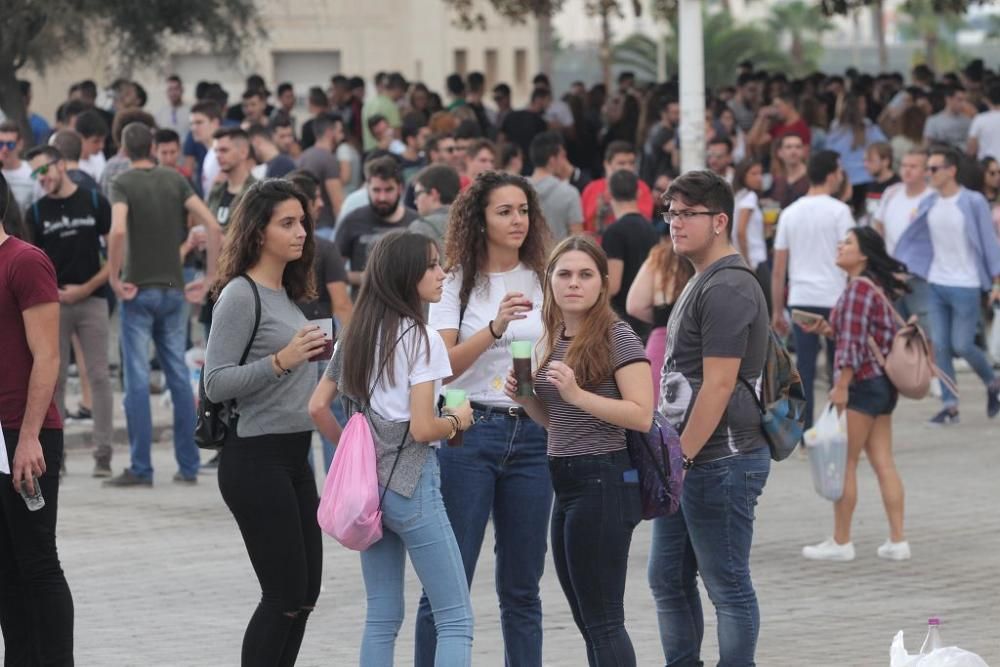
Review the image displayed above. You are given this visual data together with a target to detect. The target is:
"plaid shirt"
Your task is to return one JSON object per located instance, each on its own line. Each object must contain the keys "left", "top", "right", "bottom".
{"left": 830, "top": 277, "right": 898, "bottom": 383}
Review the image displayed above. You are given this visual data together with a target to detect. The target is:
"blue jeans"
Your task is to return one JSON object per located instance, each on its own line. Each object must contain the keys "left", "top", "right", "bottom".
{"left": 361, "top": 455, "right": 473, "bottom": 666}
{"left": 120, "top": 288, "right": 200, "bottom": 480}
{"left": 896, "top": 276, "right": 931, "bottom": 339}
{"left": 648, "top": 447, "right": 770, "bottom": 667}
{"left": 415, "top": 409, "right": 551, "bottom": 667}
{"left": 791, "top": 306, "right": 833, "bottom": 430}
{"left": 928, "top": 283, "right": 997, "bottom": 408}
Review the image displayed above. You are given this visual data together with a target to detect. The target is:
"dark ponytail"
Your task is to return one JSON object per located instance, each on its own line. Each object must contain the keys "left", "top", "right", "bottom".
{"left": 851, "top": 226, "right": 909, "bottom": 300}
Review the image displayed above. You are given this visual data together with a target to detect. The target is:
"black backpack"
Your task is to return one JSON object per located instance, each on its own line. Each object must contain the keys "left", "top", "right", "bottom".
{"left": 194, "top": 276, "right": 261, "bottom": 450}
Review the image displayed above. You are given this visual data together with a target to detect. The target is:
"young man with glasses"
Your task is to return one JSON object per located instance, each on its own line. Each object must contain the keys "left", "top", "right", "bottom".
{"left": 0, "top": 122, "right": 38, "bottom": 213}
{"left": 895, "top": 146, "right": 1000, "bottom": 424}
{"left": 649, "top": 169, "right": 771, "bottom": 666}
{"left": 771, "top": 150, "right": 854, "bottom": 431}
{"left": 25, "top": 145, "right": 115, "bottom": 476}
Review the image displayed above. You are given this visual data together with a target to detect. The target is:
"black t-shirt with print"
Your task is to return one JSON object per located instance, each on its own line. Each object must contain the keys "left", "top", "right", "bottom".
{"left": 335, "top": 205, "right": 418, "bottom": 291}
{"left": 26, "top": 187, "right": 111, "bottom": 298}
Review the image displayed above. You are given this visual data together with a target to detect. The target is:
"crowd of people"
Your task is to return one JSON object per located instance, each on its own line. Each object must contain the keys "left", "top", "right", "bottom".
{"left": 2, "top": 56, "right": 1000, "bottom": 666}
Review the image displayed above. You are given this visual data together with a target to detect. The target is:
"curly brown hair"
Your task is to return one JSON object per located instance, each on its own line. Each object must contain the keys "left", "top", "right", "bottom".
{"left": 211, "top": 179, "right": 317, "bottom": 301}
{"left": 442, "top": 170, "right": 551, "bottom": 307}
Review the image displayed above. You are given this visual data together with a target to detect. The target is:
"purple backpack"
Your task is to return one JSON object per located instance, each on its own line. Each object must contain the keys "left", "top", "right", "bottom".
{"left": 625, "top": 411, "right": 684, "bottom": 519}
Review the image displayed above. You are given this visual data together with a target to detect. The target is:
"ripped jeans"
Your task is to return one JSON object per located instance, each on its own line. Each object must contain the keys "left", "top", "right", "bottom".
{"left": 218, "top": 431, "right": 322, "bottom": 667}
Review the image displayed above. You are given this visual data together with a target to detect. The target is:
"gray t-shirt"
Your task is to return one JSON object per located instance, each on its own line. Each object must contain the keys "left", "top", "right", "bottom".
{"left": 532, "top": 175, "right": 583, "bottom": 242}
{"left": 923, "top": 111, "right": 971, "bottom": 150}
{"left": 661, "top": 254, "right": 769, "bottom": 462}
{"left": 204, "top": 277, "right": 315, "bottom": 438}
{"left": 297, "top": 146, "right": 341, "bottom": 229}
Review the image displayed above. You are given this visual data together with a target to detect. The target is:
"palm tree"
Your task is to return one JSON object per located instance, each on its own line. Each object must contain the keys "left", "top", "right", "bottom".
{"left": 766, "top": 1, "right": 834, "bottom": 76}
{"left": 897, "top": 0, "right": 966, "bottom": 71}
{"left": 616, "top": 11, "right": 792, "bottom": 89}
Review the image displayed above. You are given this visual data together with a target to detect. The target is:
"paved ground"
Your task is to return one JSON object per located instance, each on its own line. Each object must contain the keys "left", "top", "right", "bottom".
{"left": 6, "top": 372, "right": 999, "bottom": 666}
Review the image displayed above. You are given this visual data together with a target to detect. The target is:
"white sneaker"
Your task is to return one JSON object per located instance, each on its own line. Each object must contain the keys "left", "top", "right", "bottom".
{"left": 877, "top": 539, "right": 911, "bottom": 561}
{"left": 802, "top": 538, "right": 856, "bottom": 561}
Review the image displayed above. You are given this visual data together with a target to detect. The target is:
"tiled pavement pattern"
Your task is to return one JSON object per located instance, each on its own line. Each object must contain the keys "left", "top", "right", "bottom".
{"left": 6, "top": 371, "right": 998, "bottom": 666}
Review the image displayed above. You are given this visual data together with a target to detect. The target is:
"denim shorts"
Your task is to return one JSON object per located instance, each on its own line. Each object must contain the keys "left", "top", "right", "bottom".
{"left": 847, "top": 374, "right": 898, "bottom": 416}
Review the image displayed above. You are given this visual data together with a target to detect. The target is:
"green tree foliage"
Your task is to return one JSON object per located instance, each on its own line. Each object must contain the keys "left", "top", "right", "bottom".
{"left": 0, "top": 0, "right": 263, "bottom": 145}
{"left": 766, "top": 1, "right": 834, "bottom": 76}
{"left": 613, "top": 12, "right": 793, "bottom": 89}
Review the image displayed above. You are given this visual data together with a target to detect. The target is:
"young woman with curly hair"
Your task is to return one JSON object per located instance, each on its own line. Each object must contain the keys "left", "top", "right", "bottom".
{"left": 203, "top": 179, "right": 326, "bottom": 666}
{"left": 414, "top": 171, "right": 552, "bottom": 666}
{"left": 505, "top": 235, "right": 653, "bottom": 666}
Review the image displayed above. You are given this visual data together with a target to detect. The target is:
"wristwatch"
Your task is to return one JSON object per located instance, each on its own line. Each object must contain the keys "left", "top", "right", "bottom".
{"left": 682, "top": 454, "right": 696, "bottom": 470}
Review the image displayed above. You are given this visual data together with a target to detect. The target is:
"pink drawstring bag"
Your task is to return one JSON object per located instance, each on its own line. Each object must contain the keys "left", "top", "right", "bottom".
{"left": 317, "top": 412, "right": 383, "bottom": 551}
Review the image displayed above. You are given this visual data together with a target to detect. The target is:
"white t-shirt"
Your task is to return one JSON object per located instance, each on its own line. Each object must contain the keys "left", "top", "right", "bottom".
{"left": 429, "top": 264, "right": 544, "bottom": 406}
{"left": 733, "top": 189, "right": 767, "bottom": 269}
{"left": 78, "top": 152, "right": 106, "bottom": 182}
{"left": 363, "top": 322, "right": 453, "bottom": 423}
{"left": 968, "top": 110, "right": 1000, "bottom": 162}
{"left": 927, "top": 193, "right": 979, "bottom": 288}
{"left": 545, "top": 100, "right": 574, "bottom": 128}
{"left": 773, "top": 194, "right": 853, "bottom": 307}
{"left": 2, "top": 162, "right": 37, "bottom": 213}
{"left": 201, "top": 148, "right": 220, "bottom": 197}
{"left": 875, "top": 185, "right": 932, "bottom": 256}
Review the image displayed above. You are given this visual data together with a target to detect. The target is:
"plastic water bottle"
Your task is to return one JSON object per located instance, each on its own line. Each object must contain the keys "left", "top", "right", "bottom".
{"left": 919, "top": 617, "right": 943, "bottom": 654}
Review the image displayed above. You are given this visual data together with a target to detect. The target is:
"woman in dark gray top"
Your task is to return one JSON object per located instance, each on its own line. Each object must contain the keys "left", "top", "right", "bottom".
{"left": 203, "top": 180, "right": 327, "bottom": 667}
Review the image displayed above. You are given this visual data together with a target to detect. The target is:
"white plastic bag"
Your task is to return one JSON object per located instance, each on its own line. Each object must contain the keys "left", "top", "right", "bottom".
{"left": 890, "top": 631, "right": 990, "bottom": 667}
{"left": 803, "top": 403, "right": 848, "bottom": 501}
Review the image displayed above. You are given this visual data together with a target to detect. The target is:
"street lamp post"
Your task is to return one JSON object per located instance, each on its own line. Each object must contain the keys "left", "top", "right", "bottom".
{"left": 678, "top": 0, "right": 706, "bottom": 172}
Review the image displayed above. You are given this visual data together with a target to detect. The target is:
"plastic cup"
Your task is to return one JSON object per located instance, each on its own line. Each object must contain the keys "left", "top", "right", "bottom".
{"left": 308, "top": 318, "right": 334, "bottom": 361}
{"left": 445, "top": 388, "right": 467, "bottom": 408}
{"left": 502, "top": 270, "right": 536, "bottom": 310}
{"left": 511, "top": 341, "right": 534, "bottom": 397}
{"left": 444, "top": 389, "right": 467, "bottom": 447}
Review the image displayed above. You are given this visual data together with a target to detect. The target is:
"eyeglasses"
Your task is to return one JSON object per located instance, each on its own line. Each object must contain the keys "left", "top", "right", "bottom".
{"left": 661, "top": 209, "right": 722, "bottom": 224}
{"left": 413, "top": 187, "right": 426, "bottom": 197}
{"left": 30, "top": 161, "right": 59, "bottom": 179}
{"left": 0, "top": 141, "right": 16, "bottom": 151}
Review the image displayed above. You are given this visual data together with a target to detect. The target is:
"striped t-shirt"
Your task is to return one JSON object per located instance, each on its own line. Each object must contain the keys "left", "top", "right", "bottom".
{"left": 535, "top": 320, "right": 649, "bottom": 457}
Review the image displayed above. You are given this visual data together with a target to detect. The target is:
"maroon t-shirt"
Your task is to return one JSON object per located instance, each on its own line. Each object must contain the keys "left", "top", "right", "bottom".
{"left": 0, "top": 236, "right": 62, "bottom": 431}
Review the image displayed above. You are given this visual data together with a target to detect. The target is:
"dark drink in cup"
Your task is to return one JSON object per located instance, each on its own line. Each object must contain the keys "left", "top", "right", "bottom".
{"left": 308, "top": 318, "right": 334, "bottom": 362}
{"left": 511, "top": 341, "right": 533, "bottom": 397}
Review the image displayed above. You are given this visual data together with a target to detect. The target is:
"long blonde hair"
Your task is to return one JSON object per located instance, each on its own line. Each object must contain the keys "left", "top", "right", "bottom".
{"left": 648, "top": 236, "right": 694, "bottom": 304}
{"left": 538, "top": 236, "right": 617, "bottom": 389}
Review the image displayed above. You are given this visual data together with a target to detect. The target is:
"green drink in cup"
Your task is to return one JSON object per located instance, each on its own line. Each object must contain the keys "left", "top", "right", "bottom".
{"left": 511, "top": 341, "right": 534, "bottom": 397}
{"left": 444, "top": 388, "right": 467, "bottom": 447}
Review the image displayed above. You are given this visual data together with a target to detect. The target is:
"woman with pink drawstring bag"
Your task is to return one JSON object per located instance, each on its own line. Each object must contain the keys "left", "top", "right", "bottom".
{"left": 309, "top": 230, "right": 475, "bottom": 666}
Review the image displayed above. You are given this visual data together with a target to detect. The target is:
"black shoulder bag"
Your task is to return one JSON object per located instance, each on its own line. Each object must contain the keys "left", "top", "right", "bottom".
{"left": 195, "top": 275, "right": 262, "bottom": 450}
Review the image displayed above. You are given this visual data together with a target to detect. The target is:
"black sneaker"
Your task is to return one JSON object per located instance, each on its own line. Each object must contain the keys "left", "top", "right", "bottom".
{"left": 988, "top": 382, "right": 1000, "bottom": 419}
{"left": 92, "top": 459, "right": 112, "bottom": 478}
{"left": 66, "top": 405, "right": 93, "bottom": 422}
{"left": 202, "top": 452, "right": 220, "bottom": 469}
{"left": 172, "top": 472, "right": 198, "bottom": 485}
{"left": 102, "top": 469, "right": 153, "bottom": 487}
{"left": 928, "top": 407, "right": 960, "bottom": 426}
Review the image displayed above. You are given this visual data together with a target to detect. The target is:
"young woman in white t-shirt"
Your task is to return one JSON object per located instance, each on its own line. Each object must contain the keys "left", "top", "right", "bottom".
{"left": 415, "top": 171, "right": 552, "bottom": 666}
{"left": 732, "top": 158, "right": 772, "bottom": 312}
{"left": 309, "top": 231, "right": 475, "bottom": 666}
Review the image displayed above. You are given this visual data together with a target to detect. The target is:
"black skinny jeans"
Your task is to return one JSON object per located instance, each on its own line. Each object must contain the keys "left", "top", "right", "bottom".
{"left": 0, "top": 429, "right": 74, "bottom": 667}
{"left": 549, "top": 448, "right": 641, "bottom": 667}
{"left": 218, "top": 431, "right": 322, "bottom": 667}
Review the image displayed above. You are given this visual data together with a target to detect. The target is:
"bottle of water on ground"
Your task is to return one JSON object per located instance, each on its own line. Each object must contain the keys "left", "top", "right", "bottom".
{"left": 919, "top": 617, "right": 943, "bottom": 654}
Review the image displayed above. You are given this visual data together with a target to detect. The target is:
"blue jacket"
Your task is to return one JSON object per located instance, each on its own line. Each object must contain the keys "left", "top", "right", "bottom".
{"left": 895, "top": 187, "right": 1000, "bottom": 291}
